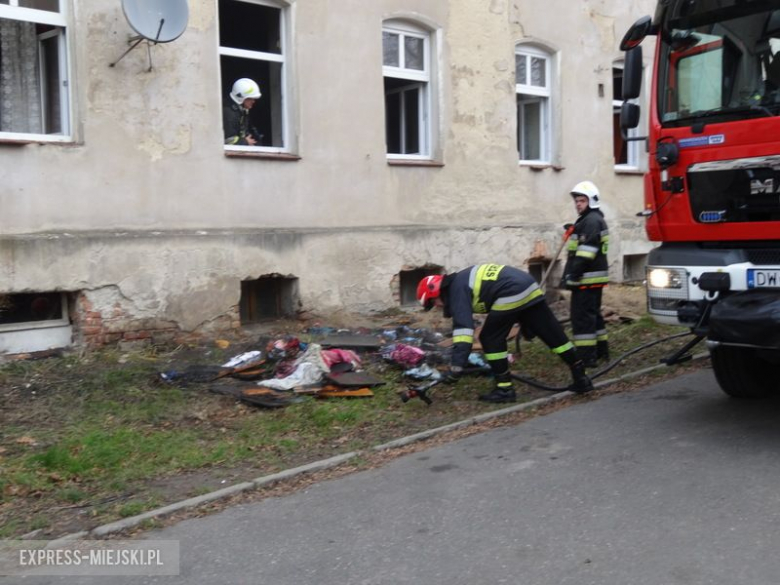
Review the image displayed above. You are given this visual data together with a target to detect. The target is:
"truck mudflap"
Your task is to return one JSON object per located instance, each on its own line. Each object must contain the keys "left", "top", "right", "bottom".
{"left": 708, "top": 290, "right": 780, "bottom": 349}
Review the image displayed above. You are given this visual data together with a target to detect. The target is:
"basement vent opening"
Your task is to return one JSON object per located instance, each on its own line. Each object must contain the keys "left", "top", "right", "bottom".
{"left": 399, "top": 266, "right": 443, "bottom": 306}
{"left": 623, "top": 254, "right": 648, "bottom": 283}
{"left": 240, "top": 275, "right": 299, "bottom": 323}
{"left": 0, "top": 292, "right": 67, "bottom": 329}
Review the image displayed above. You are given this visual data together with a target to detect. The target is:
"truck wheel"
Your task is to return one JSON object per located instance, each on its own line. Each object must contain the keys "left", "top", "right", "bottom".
{"left": 710, "top": 346, "right": 778, "bottom": 399}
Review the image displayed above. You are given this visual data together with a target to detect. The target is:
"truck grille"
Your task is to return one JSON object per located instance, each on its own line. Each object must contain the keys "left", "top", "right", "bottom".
{"left": 746, "top": 250, "right": 780, "bottom": 265}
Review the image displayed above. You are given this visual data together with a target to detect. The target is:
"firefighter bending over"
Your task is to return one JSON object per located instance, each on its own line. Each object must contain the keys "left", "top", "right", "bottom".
{"left": 417, "top": 265, "right": 594, "bottom": 403}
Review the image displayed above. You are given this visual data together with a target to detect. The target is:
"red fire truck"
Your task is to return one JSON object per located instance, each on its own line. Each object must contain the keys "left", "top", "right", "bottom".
{"left": 619, "top": 0, "right": 780, "bottom": 398}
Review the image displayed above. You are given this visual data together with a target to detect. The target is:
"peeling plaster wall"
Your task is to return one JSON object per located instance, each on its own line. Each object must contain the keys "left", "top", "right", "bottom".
{"left": 0, "top": 0, "right": 658, "bottom": 347}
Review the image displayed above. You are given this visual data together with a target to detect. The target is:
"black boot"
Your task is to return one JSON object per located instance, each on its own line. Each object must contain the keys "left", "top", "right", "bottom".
{"left": 568, "top": 361, "right": 594, "bottom": 394}
{"left": 597, "top": 340, "right": 610, "bottom": 362}
{"left": 478, "top": 372, "right": 517, "bottom": 403}
{"left": 579, "top": 347, "right": 599, "bottom": 368}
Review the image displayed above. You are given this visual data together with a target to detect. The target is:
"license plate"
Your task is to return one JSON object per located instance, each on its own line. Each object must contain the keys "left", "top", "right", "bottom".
{"left": 747, "top": 269, "right": 780, "bottom": 288}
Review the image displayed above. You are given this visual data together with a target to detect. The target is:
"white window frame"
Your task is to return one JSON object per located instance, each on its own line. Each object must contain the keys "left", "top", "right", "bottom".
{"left": 219, "top": 0, "right": 289, "bottom": 154}
{"left": 0, "top": 0, "right": 72, "bottom": 143}
{"left": 383, "top": 21, "right": 431, "bottom": 160}
{"left": 515, "top": 45, "right": 552, "bottom": 164}
{"left": 613, "top": 60, "right": 641, "bottom": 171}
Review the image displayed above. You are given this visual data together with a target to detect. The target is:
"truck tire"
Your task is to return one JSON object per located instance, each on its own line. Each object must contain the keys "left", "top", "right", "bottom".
{"left": 710, "top": 346, "right": 778, "bottom": 399}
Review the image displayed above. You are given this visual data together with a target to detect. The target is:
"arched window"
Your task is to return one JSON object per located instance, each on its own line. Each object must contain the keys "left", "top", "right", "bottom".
{"left": 515, "top": 44, "right": 553, "bottom": 163}
{"left": 382, "top": 20, "right": 431, "bottom": 158}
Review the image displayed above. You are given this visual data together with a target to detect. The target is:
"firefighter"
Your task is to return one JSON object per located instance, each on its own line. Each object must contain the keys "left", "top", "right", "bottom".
{"left": 561, "top": 180, "right": 610, "bottom": 367}
{"left": 223, "top": 78, "right": 263, "bottom": 146}
{"left": 417, "top": 265, "right": 594, "bottom": 403}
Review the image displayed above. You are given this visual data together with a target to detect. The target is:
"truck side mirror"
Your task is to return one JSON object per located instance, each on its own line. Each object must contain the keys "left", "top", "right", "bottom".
{"left": 622, "top": 46, "right": 643, "bottom": 100}
{"left": 620, "top": 102, "right": 640, "bottom": 130}
{"left": 620, "top": 15, "right": 652, "bottom": 51}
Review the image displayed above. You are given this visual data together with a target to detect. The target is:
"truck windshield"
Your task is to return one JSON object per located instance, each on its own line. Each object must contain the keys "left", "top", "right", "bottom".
{"left": 659, "top": 4, "right": 780, "bottom": 126}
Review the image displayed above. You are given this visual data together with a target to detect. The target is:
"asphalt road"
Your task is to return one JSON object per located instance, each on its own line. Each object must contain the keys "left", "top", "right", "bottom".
{"left": 10, "top": 366, "right": 780, "bottom": 585}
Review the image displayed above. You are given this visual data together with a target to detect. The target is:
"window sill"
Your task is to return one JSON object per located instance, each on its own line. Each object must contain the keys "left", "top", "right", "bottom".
{"left": 519, "top": 162, "right": 563, "bottom": 171}
{"left": 0, "top": 136, "right": 75, "bottom": 146}
{"left": 224, "top": 150, "right": 301, "bottom": 161}
{"left": 614, "top": 166, "right": 644, "bottom": 175}
{"left": 387, "top": 159, "right": 444, "bottom": 167}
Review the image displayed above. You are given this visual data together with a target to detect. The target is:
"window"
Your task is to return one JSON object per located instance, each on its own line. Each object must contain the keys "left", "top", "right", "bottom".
{"left": 516, "top": 45, "right": 552, "bottom": 163}
{"left": 383, "top": 21, "right": 430, "bottom": 159}
{"left": 613, "top": 61, "right": 641, "bottom": 169}
{"left": 219, "top": 0, "right": 288, "bottom": 151}
{"left": 0, "top": 0, "right": 70, "bottom": 141}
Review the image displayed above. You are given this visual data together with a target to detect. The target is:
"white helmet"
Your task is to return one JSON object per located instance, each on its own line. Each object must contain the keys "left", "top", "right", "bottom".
{"left": 230, "top": 78, "right": 262, "bottom": 105}
{"left": 570, "top": 180, "right": 601, "bottom": 209}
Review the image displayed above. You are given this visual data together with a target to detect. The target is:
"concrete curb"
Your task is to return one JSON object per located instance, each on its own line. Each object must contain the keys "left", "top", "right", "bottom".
{"left": 71, "top": 353, "right": 709, "bottom": 539}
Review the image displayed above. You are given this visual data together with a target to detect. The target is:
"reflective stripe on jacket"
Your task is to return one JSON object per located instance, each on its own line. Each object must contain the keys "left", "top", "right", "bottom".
{"left": 443, "top": 264, "right": 544, "bottom": 367}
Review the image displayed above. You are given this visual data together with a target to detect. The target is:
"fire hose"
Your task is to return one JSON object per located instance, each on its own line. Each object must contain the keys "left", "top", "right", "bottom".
{"left": 400, "top": 331, "right": 700, "bottom": 404}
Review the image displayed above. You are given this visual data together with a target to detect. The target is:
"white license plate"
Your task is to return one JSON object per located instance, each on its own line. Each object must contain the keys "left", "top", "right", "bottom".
{"left": 747, "top": 269, "right": 780, "bottom": 288}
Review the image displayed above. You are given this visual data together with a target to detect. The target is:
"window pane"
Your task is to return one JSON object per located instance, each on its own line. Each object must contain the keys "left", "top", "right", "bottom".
{"left": 219, "top": 1, "right": 281, "bottom": 54}
{"left": 403, "top": 87, "right": 420, "bottom": 153}
{"left": 221, "top": 55, "right": 284, "bottom": 147}
{"left": 613, "top": 67, "right": 624, "bottom": 101}
{"left": 40, "top": 33, "right": 62, "bottom": 134}
{"left": 19, "top": 0, "right": 59, "bottom": 11}
{"left": 404, "top": 36, "right": 424, "bottom": 71}
{"left": 613, "top": 109, "right": 627, "bottom": 164}
{"left": 515, "top": 54, "right": 526, "bottom": 84}
{"left": 519, "top": 99, "right": 541, "bottom": 160}
{"left": 0, "top": 18, "right": 44, "bottom": 134}
{"left": 0, "top": 293, "right": 63, "bottom": 325}
{"left": 530, "top": 56, "right": 546, "bottom": 87}
{"left": 383, "top": 32, "right": 399, "bottom": 67}
{"left": 384, "top": 83, "right": 401, "bottom": 153}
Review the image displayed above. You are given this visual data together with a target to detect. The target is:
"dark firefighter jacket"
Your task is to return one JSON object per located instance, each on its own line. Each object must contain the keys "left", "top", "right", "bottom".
{"left": 223, "top": 103, "right": 261, "bottom": 146}
{"left": 442, "top": 264, "right": 544, "bottom": 368}
{"left": 562, "top": 208, "right": 609, "bottom": 289}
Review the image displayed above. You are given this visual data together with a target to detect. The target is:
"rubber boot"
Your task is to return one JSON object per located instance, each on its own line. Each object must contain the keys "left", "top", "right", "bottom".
{"left": 597, "top": 340, "right": 610, "bottom": 362}
{"left": 579, "top": 346, "right": 599, "bottom": 369}
{"left": 568, "top": 360, "right": 594, "bottom": 394}
{"left": 478, "top": 372, "right": 517, "bottom": 403}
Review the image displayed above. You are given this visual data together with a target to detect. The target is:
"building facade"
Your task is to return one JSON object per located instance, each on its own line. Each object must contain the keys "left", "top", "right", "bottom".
{"left": 0, "top": 0, "right": 657, "bottom": 353}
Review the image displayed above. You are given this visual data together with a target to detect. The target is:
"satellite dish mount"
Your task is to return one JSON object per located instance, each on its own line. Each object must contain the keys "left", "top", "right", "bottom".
{"left": 110, "top": 0, "right": 189, "bottom": 71}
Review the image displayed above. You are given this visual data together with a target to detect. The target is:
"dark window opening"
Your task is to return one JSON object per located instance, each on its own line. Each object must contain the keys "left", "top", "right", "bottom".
{"left": 527, "top": 262, "right": 546, "bottom": 284}
{"left": 0, "top": 292, "right": 65, "bottom": 326}
{"left": 623, "top": 254, "right": 648, "bottom": 283}
{"left": 384, "top": 78, "right": 421, "bottom": 155}
{"left": 219, "top": 1, "right": 281, "bottom": 54}
{"left": 399, "top": 266, "right": 442, "bottom": 306}
{"left": 613, "top": 110, "right": 628, "bottom": 164}
{"left": 240, "top": 275, "right": 298, "bottom": 323}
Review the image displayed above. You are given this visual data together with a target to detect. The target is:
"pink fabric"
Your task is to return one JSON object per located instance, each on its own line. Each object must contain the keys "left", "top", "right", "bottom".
{"left": 390, "top": 344, "right": 425, "bottom": 368}
{"left": 320, "top": 349, "right": 361, "bottom": 369}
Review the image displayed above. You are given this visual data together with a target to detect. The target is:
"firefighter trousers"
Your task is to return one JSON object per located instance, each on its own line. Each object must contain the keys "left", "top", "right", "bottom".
{"left": 479, "top": 301, "right": 579, "bottom": 377}
{"left": 571, "top": 286, "right": 607, "bottom": 362}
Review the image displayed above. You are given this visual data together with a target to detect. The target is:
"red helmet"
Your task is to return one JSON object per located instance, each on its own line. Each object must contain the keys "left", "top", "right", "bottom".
{"left": 417, "top": 275, "right": 443, "bottom": 311}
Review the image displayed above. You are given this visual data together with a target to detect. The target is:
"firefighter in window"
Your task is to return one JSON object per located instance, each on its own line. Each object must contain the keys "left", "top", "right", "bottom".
{"left": 223, "top": 78, "right": 263, "bottom": 146}
{"left": 417, "top": 265, "right": 594, "bottom": 404}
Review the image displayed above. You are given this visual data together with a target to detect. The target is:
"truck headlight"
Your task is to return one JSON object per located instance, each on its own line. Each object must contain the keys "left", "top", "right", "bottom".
{"left": 647, "top": 267, "right": 685, "bottom": 289}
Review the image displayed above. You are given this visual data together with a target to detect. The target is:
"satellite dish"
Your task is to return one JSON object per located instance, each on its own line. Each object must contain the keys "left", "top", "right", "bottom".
{"left": 122, "top": 0, "right": 189, "bottom": 43}
{"left": 110, "top": 0, "right": 189, "bottom": 69}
